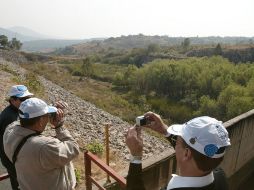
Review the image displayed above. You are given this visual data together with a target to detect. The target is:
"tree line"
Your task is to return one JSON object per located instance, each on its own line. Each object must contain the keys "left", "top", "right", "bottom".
{"left": 0, "top": 35, "right": 22, "bottom": 50}
{"left": 113, "top": 56, "right": 254, "bottom": 123}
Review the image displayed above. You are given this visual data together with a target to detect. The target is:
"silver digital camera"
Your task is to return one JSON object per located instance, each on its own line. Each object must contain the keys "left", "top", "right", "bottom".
{"left": 136, "top": 115, "right": 148, "bottom": 126}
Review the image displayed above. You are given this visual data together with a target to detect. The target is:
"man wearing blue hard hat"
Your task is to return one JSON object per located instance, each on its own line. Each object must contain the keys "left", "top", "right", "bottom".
{"left": 0, "top": 85, "right": 33, "bottom": 190}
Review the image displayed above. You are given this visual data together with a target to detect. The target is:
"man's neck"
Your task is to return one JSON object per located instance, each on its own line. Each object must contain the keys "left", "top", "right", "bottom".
{"left": 179, "top": 165, "right": 209, "bottom": 177}
{"left": 9, "top": 103, "right": 19, "bottom": 111}
{"left": 21, "top": 125, "right": 42, "bottom": 133}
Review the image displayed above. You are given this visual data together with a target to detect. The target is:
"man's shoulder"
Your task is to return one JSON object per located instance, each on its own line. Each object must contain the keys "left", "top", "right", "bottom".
{"left": 30, "top": 134, "right": 62, "bottom": 147}
{"left": 213, "top": 168, "right": 229, "bottom": 190}
{"left": 1, "top": 105, "right": 16, "bottom": 115}
{"left": 0, "top": 105, "right": 18, "bottom": 126}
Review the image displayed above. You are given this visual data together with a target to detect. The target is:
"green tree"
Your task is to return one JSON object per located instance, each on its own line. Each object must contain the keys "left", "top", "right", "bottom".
{"left": 9, "top": 38, "right": 22, "bottom": 50}
{"left": 81, "top": 57, "right": 93, "bottom": 78}
{"left": 147, "top": 44, "right": 160, "bottom": 54}
{"left": 217, "top": 84, "right": 249, "bottom": 120}
{"left": 181, "top": 38, "right": 190, "bottom": 51}
{"left": 214, "top": 43, "right": 222, "bottom": 55}
{"left": 196, "top": 96, "right": 218, "bottom": 118}
{"left": 0, "top": 35, "right": 9, "bottom": 48}
{"left": 226, "top": 96, "right": 253, "bottom": 119}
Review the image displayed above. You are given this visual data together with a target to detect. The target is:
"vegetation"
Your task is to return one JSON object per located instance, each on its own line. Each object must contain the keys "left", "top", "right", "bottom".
{"left": 21, "top": 62, "right": 143, "bottom": 122}
{"left": 86, "top": 140, "right": 104, "bottom": 155}
{"left": 181, "top": 38, "right": 191, "bottom": 52}
{"left": 53, "top": 35, "right": 254, "bottom": 64}
{"left": 0, "top": 64, "right": 44, "bottom": 98}
{"left": 112, "top": 56, "right": 254, "bottom": 122}
{"left": 74, "top": 168, "right": 82, "bottom": 183}
{"left": 0, "top": 35, "right": 22, "bottom": 50}
{"left": 22, "top": 55, "right": 254, "bottom": 124}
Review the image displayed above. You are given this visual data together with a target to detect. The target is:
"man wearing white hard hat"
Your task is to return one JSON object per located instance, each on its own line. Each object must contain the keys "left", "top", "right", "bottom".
{"left": 3, "top": 98, "right": 79, "bottom": 190}
{"left": 0, "top": 85, "right": 33, "bottom": 190}
{"left": 125, "top": 112, "right": 231, "bottom": 190}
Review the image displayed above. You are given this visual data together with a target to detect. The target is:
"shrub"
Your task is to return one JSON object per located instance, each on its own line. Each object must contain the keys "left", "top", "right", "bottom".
{"left": 74, "top": 168, "right": 82, "bottom": 183}
{"left": 72, "top": 70, "right": 83, "bottom": 76}
{"left": 86, "top": 140, "right": 104, "bottom": 155}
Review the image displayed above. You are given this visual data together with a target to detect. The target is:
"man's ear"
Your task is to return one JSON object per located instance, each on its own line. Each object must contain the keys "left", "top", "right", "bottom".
{"left": 9, "top": 97, "right": 15, "bottom": 104}
{"left": 183, "top": 148, "right": 192, "bottom": 161}
{"left": 38, "top": 116, "right": 46, "bottom": 127}
{"left": 9, "top": 98, "right": 20, "bottom": 108}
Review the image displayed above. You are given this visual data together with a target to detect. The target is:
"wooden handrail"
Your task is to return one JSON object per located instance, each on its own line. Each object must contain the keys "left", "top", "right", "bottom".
{"left": 84, "top": 151, "right": 126, "bottom": 190}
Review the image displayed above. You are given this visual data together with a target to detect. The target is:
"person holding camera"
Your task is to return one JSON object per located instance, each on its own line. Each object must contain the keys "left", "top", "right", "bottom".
{"left": 0, "top": 85, "right": 33, "bottom": 190}
{"left": 126, "top": 112, "right": 231, "bottom": 190}
{"left": 3, "top": 98, "right": 79, "bottom": 190}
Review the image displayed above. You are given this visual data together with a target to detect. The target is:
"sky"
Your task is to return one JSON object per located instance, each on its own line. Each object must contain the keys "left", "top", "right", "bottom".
{"left": 0, "top": 0, "right": 254, "bottom": 39}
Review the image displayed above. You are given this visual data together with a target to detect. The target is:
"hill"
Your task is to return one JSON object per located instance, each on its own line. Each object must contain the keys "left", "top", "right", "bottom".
{"left": 8, "top": 26, "right": 50, "bottom": 40}
{"left": 54, "top": 34, "right": 254, "bottom": 56}
{"left": 22, "top": 39, "right": 88, "bottom": 52}
{"left": 0, "top": 27, "right": 42, "bottom": 42}
{"left": 0, "top": 26, "right": 91, "bottom": 52}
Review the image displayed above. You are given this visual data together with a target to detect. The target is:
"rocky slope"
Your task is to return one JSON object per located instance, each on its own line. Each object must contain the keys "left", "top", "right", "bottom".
{"left": 0, "top": 56, "right": 172, "bottom": 161}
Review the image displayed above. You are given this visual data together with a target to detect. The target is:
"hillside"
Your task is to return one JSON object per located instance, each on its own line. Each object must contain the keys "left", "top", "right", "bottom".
{"left": 8, "top": 26, "right": 50, "bottom": 39}
{"left": 0, "top": 27, "right": 42, "bottom": 42}
{"left": 54, "top": 34, "right": 254, "bottom": 56}
{"left": 22, "top": 39, "right": 88, "bottom": 52}
{"left": 0, "top": 26, "right": 90, "bottom": 52}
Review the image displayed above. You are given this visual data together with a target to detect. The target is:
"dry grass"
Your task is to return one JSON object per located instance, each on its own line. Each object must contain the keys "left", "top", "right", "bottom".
{"left": 0, "top": 70, "right": 16, "bottom": 110}
{"left": 21, "top": 63, "right": 142, "bottom": 123}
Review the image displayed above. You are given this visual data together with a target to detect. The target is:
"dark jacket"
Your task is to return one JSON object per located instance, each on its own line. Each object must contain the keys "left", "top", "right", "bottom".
{"left": 0, "top": 104, "right": 19, "bottom": 166}
{"left": 126, "top": 163, "right": 145, "bottom": 190}
{"left": 126, "top": 164, "right": 228, "bottom": 190}
{"left": 0, "top": 104, "right": 20, "bottom": 190}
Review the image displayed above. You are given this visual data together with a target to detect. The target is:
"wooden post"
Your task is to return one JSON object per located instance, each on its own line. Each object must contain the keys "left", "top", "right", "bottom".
{"left": 105, "top": 124, "right": 111, "bottom": 183}
{"left": 85, "top": 151, "right": 92, "bottom": 190}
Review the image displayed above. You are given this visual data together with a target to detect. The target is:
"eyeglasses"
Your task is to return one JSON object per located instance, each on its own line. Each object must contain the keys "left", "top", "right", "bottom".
{"left": 169, "top": 135, "right": 177, "bottom": 149}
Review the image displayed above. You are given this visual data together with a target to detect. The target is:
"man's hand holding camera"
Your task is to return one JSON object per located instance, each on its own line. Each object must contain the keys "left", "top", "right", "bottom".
{"left": 50, "top": 108, "right": 65, "bottom": 129}
{"left": 49, "top": 100, "right": 68, "bottom": 129}
{"left": 126, "top": 111, "right": 170, "bottom": 162}
{"left": 143, "top": 112, "right": 168, "bottom": 135}
{"left": 54, "top": 101, "right": 68, "bottom": 112}
{"left": 126, "top": 126, "right": 143, "bottom": 157}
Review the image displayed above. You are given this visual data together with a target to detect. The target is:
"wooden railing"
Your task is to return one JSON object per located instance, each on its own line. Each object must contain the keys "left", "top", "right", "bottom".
{"left": 85, "top": 151, "right": 126, "bottom": 190}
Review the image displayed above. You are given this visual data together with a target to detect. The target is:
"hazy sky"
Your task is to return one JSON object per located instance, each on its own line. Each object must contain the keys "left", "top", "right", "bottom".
{"left": 1, "top": 0, "right": 253, "bottom": 39}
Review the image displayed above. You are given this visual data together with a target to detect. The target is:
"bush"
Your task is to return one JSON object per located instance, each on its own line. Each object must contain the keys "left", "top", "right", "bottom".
{"left": 72, "top": 70, "right": 83, "bottom": 76}
{"left": 74, "top": 168, "right": 82, "bottom": 183}
{"left": 86, "top": 140, "right": 104, "bottom": 155}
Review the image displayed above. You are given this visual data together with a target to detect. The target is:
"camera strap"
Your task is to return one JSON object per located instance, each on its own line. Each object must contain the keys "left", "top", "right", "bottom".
{"left": 12, "top": 132, "right": 40, "bottom": 164}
